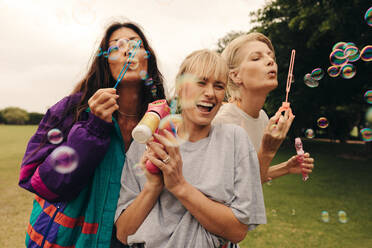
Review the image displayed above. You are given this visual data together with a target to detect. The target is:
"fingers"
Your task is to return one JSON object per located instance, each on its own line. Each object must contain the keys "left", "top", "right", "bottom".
{"left": 146, "top": 152, "right": 167, "bottom": 172}
{"left": 147, "top": 141, "right": 168, "bottom": 162}
{"left": 154, "top": 131, "right": 180, "bottom": 158}
{"left": 88, "top": 88, "right": 119, "bottom": 122}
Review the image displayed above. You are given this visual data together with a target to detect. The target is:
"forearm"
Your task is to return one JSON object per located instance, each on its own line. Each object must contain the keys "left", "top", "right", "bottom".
{"left": 257, "top": 148, "right": 276, "bottom": 183}
{"left": 267, "top": 161, "right": 289, "bottom": 180}
{"left": 19, "top": 113, "right": 113, "bottom": 201}
{"left": 115, "top": 184, "right": 162, "bottom": 244}
{"left": 172, "top": 182, "right": 248, "bottom": 243}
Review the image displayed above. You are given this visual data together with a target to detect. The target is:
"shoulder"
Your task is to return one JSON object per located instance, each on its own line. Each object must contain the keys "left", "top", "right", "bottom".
{"left": 259, "top": 109, "right": 269, "bottom": 122}
{"left": 212, "top": 123, "right": 252, "bottom": 144}
{"left": 213, "top": 103, "right": 241, "bottom": 125}
{"left": 48, "top": 92, "right": 82, "bottom": 115}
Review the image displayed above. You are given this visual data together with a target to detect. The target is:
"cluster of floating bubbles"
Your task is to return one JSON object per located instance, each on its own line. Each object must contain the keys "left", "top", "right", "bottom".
{"left": 50, "top": 146, "right": 79, "bottom": 174}
{"left": 302, "top": 7, "right": 371, "bottom": 140}
{"left": 321, "top": 210, "right": 348, "bottom": 223}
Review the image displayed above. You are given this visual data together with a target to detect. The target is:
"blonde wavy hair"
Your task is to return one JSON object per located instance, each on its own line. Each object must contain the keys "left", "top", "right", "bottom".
{"left": 221, "top": 32, "right": 275, "bottom": 101}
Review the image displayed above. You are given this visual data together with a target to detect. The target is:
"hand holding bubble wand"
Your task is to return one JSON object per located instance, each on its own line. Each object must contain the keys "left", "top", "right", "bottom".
{"left": 295, "top": 137, "right": 309, "bottom": 181}
{"left": 276, "top": 49, "right": 296, "bottom": 117}
{"left": 113, "top": 40, "right": 142, "bottom": 89}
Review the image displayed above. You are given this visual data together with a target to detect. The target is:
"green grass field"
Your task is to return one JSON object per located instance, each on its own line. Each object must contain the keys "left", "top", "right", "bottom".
{"left": 1, "top": 125, "right": 371, "bottom": 247}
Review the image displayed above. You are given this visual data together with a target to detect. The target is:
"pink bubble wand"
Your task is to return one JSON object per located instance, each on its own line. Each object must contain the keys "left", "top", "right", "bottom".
{"left": 295, "top": 137, "right": 309, "bottom": 181}
{"left": 276, "top": 49, "right": 296, "bottom": 116}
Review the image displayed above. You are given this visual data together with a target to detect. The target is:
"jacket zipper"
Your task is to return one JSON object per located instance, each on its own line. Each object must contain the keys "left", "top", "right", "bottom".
{"left": 40, "top": 203, "right": 61, "bottom": 247}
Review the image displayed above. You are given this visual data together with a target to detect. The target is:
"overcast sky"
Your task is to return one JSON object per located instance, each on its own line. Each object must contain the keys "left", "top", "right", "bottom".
{"left": 0, "top": 0, "right": 266, "bottom": 113}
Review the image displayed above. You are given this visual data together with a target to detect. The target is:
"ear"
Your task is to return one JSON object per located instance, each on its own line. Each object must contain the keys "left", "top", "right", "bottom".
{"left": 229, "top": 69, "right": 243, "bottom": 86}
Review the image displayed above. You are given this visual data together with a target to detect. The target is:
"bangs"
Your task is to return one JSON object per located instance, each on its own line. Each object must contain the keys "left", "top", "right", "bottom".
{"left": 178, "top": 50, "right": 228, "bottom": 84}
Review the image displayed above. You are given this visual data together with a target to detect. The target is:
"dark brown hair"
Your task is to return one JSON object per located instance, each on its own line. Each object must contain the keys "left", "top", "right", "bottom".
{"left": 72, "top": 21, "right": 165, "bottom": 120}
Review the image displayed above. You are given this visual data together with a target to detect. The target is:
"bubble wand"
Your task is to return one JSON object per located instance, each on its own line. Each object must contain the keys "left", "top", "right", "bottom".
{"left": 113, "top": 40, "right": 142, "bottom": 89}
{"left": 295, "top": 137, "right": 309, "bottom": 181}
{"left": 276, "top": 49, "right": 296, "bottom": 116}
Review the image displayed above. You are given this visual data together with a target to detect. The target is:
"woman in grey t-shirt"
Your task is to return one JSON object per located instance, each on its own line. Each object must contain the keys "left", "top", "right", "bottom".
{"left": 114, "top": 49, "right": 266, "bottom": 248}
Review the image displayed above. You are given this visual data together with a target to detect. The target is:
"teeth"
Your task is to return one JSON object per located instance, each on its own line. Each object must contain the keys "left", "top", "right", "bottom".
{"left": 198, "top": 102, "right": 214, "bottom": 107}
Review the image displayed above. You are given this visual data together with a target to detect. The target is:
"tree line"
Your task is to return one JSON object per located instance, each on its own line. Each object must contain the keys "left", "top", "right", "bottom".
{"left": 0, "top": 107, "right": 44, "bottom": 125}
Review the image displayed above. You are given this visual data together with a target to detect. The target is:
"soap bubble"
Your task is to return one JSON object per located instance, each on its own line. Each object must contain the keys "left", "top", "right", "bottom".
{"left": 291, "top": 209, "right": 296, "bottom": 216}
{"left": 50, "top": 146, "right": 79, "bottom": 174}
{"left": 329, "top": 49, "right": 348, "bottom": 66}
{"left": 144, "top": 50, "right": 150, "bottom": 59}
{"left": 305, "top": 128, "right": 315, "bottom": 139}
{"left": 139, "top": 70, "right": 148, "bottom": 80}
{"left": 366, "top": 107, "right": 372, "bottom": 124}
{"left": 107, "top": 45, "right": 120, "bottom": 61}
{"left": 151, "top": 85, "right": 157, "bottom": 98}
{"left": 338, "top": 210, "right": 348, "bottom": 223}
{"left": 360, "top": 128, "right": 372, "bottom": 142}
{"left": 271, "top": 209, "right": 277, "bottom": 217}
{"left": 327, "top": 65, "right": 341, "bottom": 77}
{"left": 332, "top": 42, "right": 347, "bottom": 51}
{"left": 360, "top": 45, "right": 372, "bottom": 62}
{"left": 321, "top": 211, "right": 330, "bottom": 223}
{"left": 144, "top": 77, "right": 154, "bottom": 86}
{"left": 364, "top": 90, "right": 372, "bottom": 104}
{"left": 47, "top": 129, "right": 63, "bottom": 145}
{"left": 365, "top": 6, "right": 372, "bottom": 26}
{"left": 304, "top": 73, "right": 319, "bottom": 88}
{"left": 128, "top": 57, "right": 139, "bottom": 70}
{"left": 176, "top": 73, "right": 201, "bottom": 109}
{"left": 311, "top": 68, "right": 324, "bottom": 80}
{"left": 158, "top": 114, "right": 189, "bottom": 146}
{"left": 340, "top": 64, "right": 356, "bottom": 79}
{"left": 72, "top": 3, "right": 96, "bottom": 25}
{"left": 133, "top": 163, "right": 145, "bottom": 176}
{"left": 317, "top": 117, "right": 329, "bottom": 128}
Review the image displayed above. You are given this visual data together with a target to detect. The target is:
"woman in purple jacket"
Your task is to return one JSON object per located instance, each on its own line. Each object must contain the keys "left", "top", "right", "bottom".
{"left": 18, "top": 21, "right": 165, "bottom": 248}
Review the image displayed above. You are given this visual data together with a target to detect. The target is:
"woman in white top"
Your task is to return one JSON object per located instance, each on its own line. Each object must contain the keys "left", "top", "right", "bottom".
{"left": 114, "top": 49, "right": 266, "bottom": 248}
{"left": 213, "top": 32, "right": 314, "bottom": 182}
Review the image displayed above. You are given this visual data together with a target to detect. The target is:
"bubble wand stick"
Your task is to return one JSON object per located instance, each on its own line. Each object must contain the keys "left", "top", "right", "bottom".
{"left": 113, "top": 40, "right": 142, "bottom": 89}
{"left": 276, "top": 49, "right": 296, "bottom": 117}
{"left": 295, "top": 137, "right": 309, "bottom": 181}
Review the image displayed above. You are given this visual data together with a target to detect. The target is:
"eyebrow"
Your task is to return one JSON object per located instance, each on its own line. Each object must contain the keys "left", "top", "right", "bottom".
{"left": 109, "top": 36, "right": 141, "bottom": 43}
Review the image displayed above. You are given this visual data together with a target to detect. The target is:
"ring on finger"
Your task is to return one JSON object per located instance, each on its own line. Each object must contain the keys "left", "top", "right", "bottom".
{"left": 162, "top": 155, "right": 170, "bottom": 164}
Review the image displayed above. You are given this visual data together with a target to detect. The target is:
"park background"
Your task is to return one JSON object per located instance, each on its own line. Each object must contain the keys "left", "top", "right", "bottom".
{"left": 1, "top": 0, "right": 371, "bottom": 247}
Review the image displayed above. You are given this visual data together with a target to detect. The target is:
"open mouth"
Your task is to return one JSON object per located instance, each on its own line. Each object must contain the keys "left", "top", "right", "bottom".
{"left": 196, "top": 102, "right": 215, "bottom": 113}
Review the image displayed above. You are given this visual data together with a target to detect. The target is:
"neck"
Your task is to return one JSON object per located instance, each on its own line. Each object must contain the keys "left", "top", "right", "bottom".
{"left": 180, "top": 115, "right": 211, "bottom": 142}
{"left": 117, "top": 82, "right": 142, "bottom": 119}
{"left": 235, "top": 88, "right": 269, "bottom": 118}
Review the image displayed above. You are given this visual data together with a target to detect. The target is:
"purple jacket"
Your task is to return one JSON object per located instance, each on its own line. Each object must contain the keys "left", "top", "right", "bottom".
{"left": 19, "top": 93, "right": 114, "bottom": 202}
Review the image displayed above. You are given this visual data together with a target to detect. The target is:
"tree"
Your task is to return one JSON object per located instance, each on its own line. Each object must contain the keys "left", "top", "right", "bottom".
{"left": 1, "top": 107, "right": 30, "bottom": 125}
{"left": 216, "top": 0, "right": 372, "bottom": 144}
{"left": 27, "top": 112, "right": 44, "bottom": 125}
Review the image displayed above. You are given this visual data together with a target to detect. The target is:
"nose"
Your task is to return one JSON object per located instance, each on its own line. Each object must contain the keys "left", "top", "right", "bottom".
{"left": 203, "top": 83, "right": 215, "bottom": 98}
{"left": 266, "top": 56, "right": 275, "bottom": 66}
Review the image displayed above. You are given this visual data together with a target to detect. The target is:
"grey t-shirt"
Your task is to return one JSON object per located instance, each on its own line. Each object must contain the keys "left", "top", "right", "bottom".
{"left": 115, "top": 124, "right": 266, "bottom": 248}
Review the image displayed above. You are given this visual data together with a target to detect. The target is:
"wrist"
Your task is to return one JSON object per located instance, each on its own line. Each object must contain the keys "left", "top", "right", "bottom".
{"left": 144, "top": 182, "right": 163, "bottom": 194}
{"left": 169, "top": 180, "right": 189, "bottom": 198}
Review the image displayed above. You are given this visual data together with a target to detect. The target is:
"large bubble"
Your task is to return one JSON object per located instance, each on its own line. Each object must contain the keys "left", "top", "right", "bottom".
{"left": 176, "top": 73, "right": 201, "bottom": 109}
{"left": 304, "top": 73, "right": 319, "bottom": 88}
{"left": 158, "top": 114, "right": 189, "bottom": 146}
{"left": 47, "top": 129, "right": 63, "bottom": 145}
{"left": 107, "top": 45, "right": 120, "bottom": 61}
{"left": 50, "top": 146, "right": 79, "bottom": 174}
